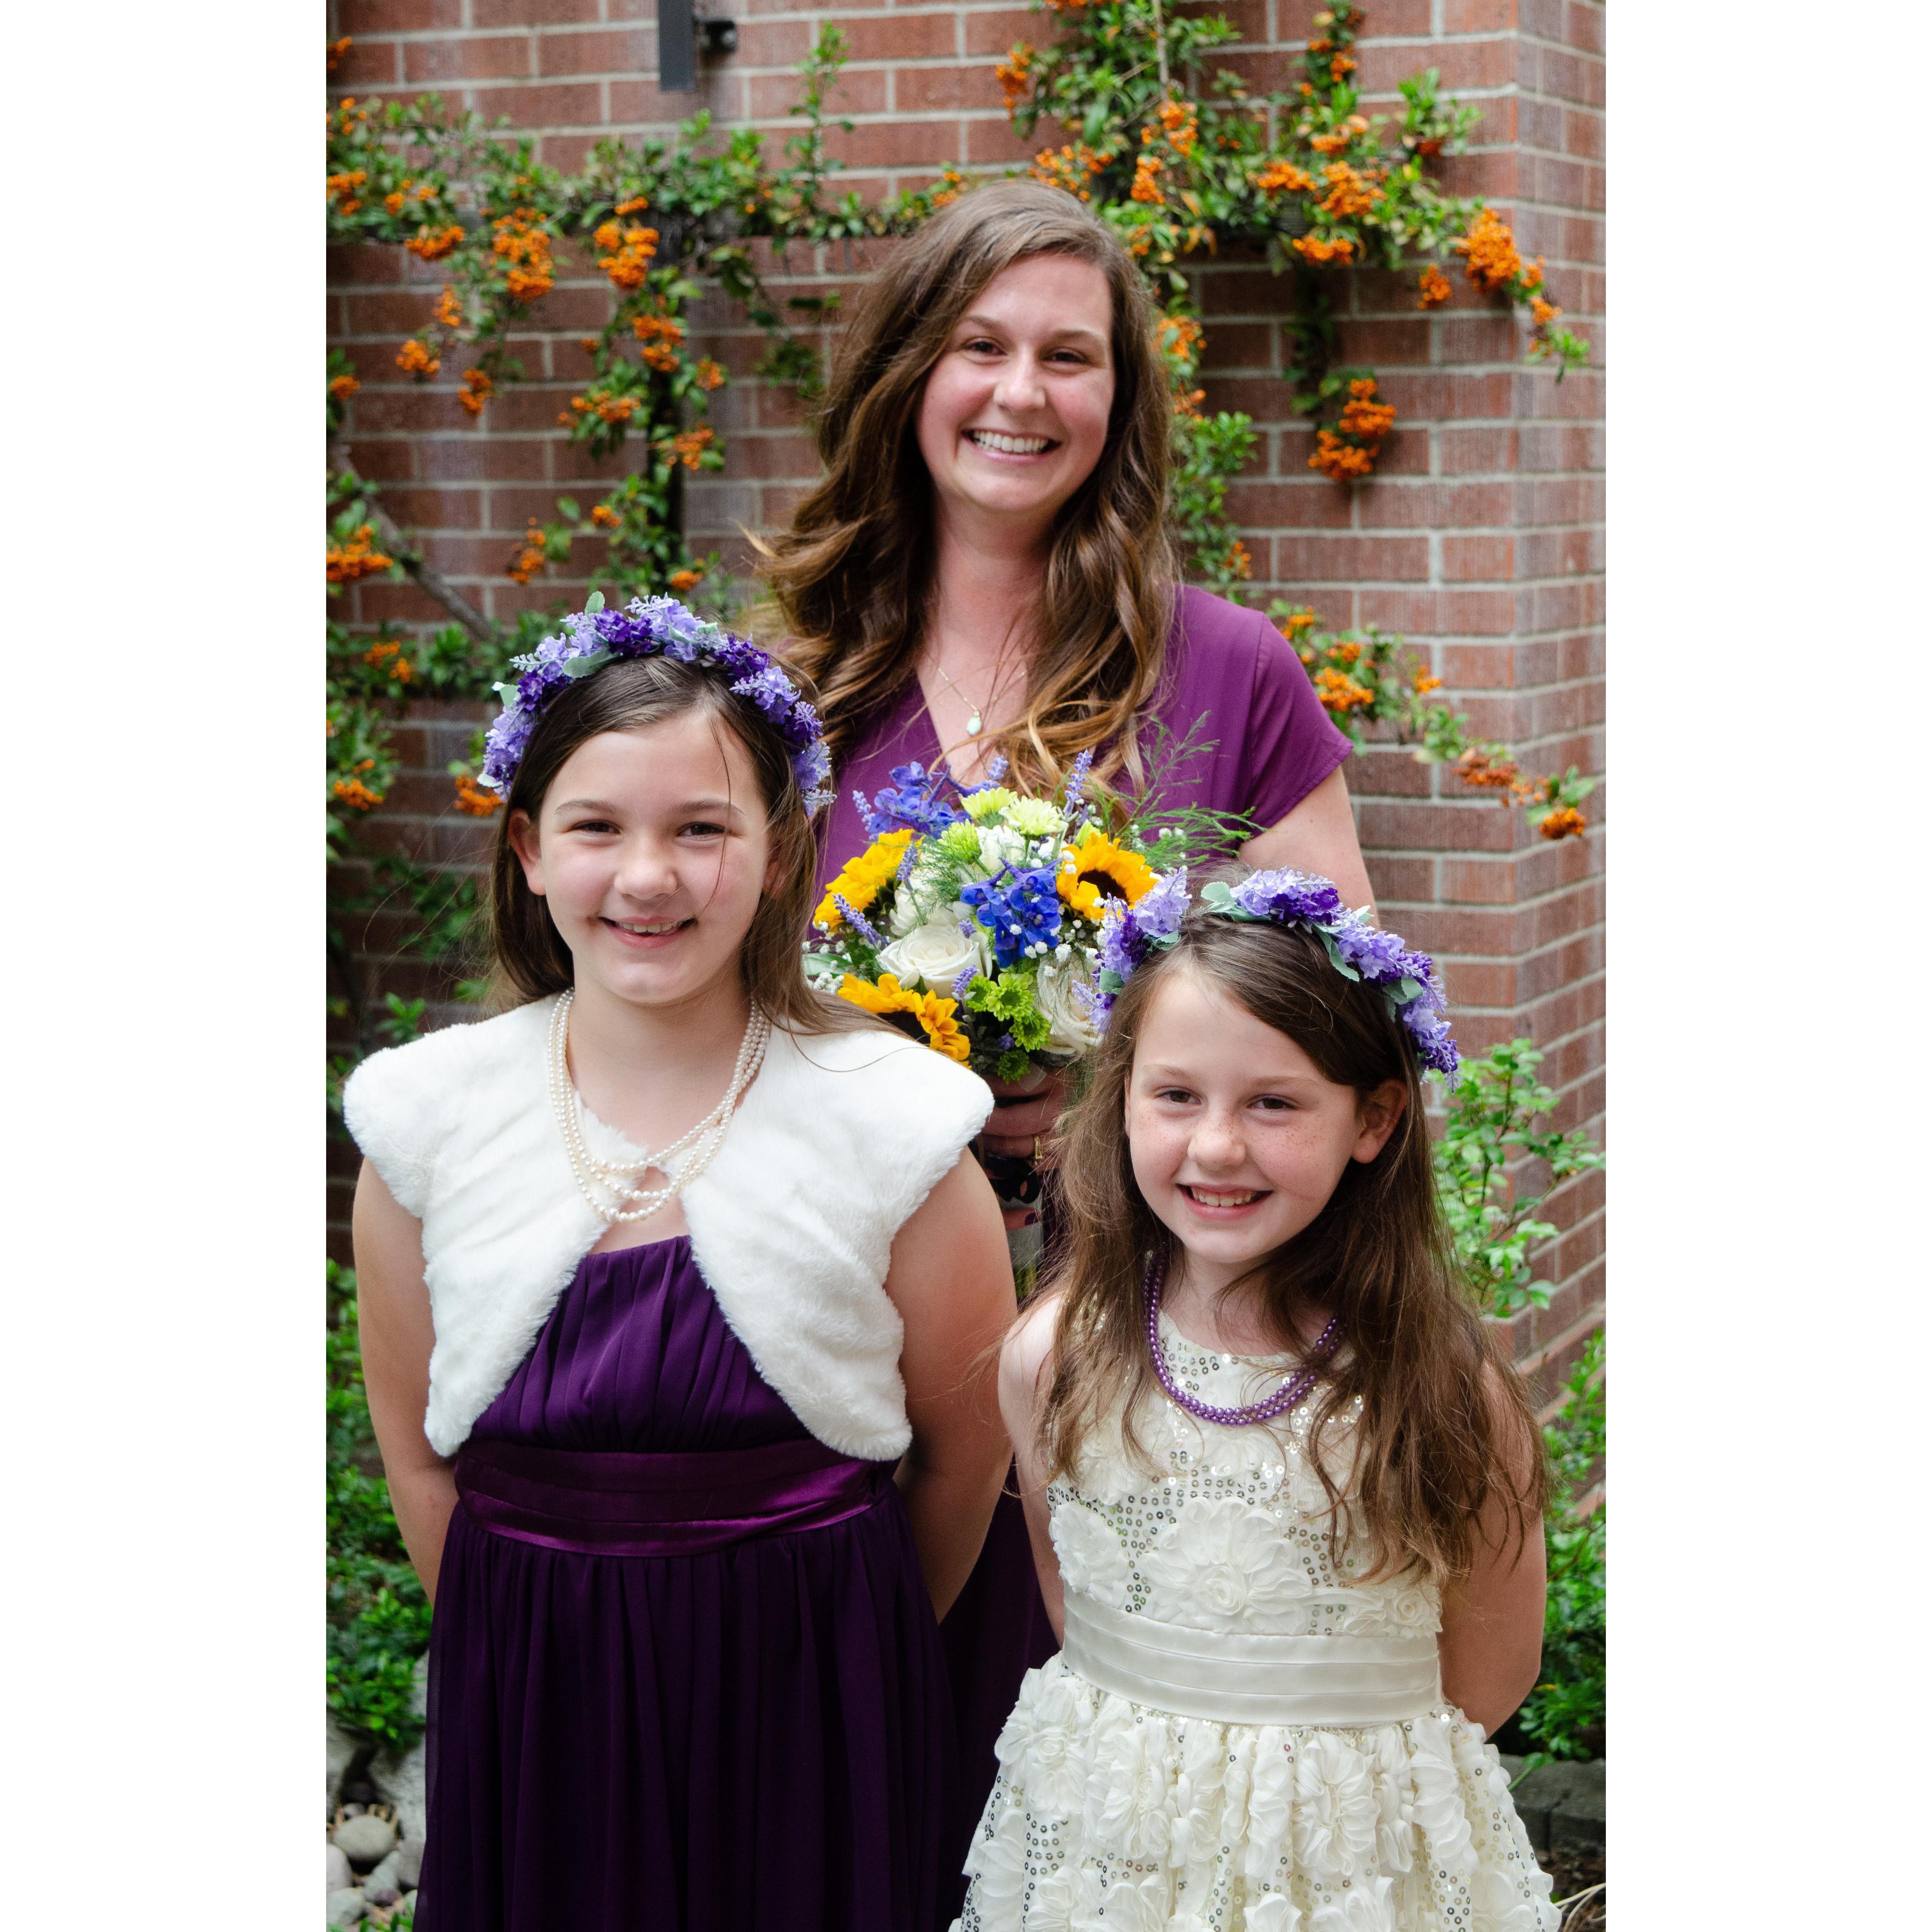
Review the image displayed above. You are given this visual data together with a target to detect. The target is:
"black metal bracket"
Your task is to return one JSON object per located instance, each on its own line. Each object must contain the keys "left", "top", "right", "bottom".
{"left": 659, "top": 1, "right": 736, "bottom": 91}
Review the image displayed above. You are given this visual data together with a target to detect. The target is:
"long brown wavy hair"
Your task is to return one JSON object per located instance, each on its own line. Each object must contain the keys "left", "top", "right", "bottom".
{"left": 485, "top": 653, "right": 870, "bottom": 1039}
{"left": 756, "top": 179, "right": 1178, "bottom": 797}
{"left": 1039, "top": 881, "right": 1547, "bottom": 1585}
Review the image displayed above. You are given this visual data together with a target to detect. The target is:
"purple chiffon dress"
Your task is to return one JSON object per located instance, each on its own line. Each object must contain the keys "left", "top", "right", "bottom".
{"left": 814, "top": 584, "right": 1353, "bottom": 1920}
{"left": 417, "top": 1235, "right": 951, "bottom": 1932}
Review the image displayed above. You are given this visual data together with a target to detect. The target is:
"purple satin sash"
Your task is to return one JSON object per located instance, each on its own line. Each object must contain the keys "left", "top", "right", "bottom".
{"left": 454, "top": 1434, "right": 890, "bottom": 1558}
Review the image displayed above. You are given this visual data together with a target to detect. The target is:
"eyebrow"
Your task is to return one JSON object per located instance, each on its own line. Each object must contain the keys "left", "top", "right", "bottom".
{"left": 958, "top": 314, "right": 1110, "bottom": 351}
{"left": 551, "top": 796, "right": 744, "bottom": 816}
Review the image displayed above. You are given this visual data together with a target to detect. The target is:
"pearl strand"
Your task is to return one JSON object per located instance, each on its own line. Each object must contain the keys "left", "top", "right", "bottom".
{"left": 1142, "top": 1252, "right": 1341, "bottom": 1429}
{"left": 547, "top": 990, "right": 769, "bottom": 1224}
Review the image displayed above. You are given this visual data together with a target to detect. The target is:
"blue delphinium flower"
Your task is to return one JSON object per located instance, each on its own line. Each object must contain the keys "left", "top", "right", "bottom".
{"left": 960, "top": 864, "right": 1063, "bottom": 968}
{"left": 864, "top": 762, "right": 966, "bottom": 838}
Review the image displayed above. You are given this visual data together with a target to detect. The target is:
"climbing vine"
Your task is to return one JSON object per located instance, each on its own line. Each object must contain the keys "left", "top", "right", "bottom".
{"left": 327, "top": 4, "right": 1594, "bottom": 1052}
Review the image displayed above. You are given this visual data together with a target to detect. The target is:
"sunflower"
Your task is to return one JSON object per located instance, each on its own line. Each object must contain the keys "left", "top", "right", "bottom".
{"left": 1057, "top": 828, "right": 1158, "bottom": 921}
{"left": 814, "top": 828, "right": 916, "bottom": 930}
{"left": 837, "top": 974, "right": 971, "bottom": 1063}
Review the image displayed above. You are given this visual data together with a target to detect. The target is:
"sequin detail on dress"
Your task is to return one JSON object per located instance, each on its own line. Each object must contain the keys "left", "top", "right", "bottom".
{"left": 952, "top": 1317, "right": 1560, "bottom": 1932}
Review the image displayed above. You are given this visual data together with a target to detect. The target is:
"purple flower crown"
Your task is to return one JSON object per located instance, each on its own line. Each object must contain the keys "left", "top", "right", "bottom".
{"left": 479, "top": 591, "right": 834, "bottom": 808}
{"left": 1098, "top": 867, "right": 1459, "bottom": 1078}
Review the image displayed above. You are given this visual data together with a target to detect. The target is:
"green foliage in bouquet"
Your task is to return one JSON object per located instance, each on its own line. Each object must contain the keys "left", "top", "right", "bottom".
{"left": 806, "top": 753, "right": 1244, "bottom": 1082}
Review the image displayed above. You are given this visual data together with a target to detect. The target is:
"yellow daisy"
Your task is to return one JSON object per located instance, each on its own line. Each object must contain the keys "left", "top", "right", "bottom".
{"left": 814, "top": 828, "right": 916, "bottom": 930}
{"left": 1057, "top": 828, "right": 1158, "bottom": 921}
{"left": 837, "top": 974, "right": 971, "bottom": 1063}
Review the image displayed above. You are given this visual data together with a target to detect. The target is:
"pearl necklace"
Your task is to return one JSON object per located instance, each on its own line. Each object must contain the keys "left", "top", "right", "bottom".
{"left": 1143, "top": 1252, "right": 1341, "bottom": 1428}
{"left": 547, "top": 990, "right": 770, "bottom": 1224}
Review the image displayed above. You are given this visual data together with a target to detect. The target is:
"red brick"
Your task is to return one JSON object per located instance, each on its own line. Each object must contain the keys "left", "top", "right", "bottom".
{"left": 964, "top": 9, "right": 1038, "bottom": 56}
{"left": 338, "top": 0, "right": 463, "bottom": 28}
{"left": 467, "top": 81, "right": 603, "bottom": 127}
{"left": 538, "top": 27, "right": 653, "bottom": 76}
{"left": 838, "top": 13, "right": 959, "bottom": 64}
{"left": 895, "top": 63, "right": 1002, "bottom": 115}
{"left": 825, "top": 120, "right": 962, "bottom": 170}
{"left": 472, "top": 0, "right": 601, "bottom": 24}
{"left": 403, "top": 34, "right": 532, "bottom": 84}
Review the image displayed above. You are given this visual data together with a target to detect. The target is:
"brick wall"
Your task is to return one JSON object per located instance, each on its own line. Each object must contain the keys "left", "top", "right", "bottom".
{"left": 327, "top": 0, "right": 1604, "bottom": 1406}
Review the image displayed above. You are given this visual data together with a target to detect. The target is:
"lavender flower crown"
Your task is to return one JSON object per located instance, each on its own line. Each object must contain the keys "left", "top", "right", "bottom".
{"left": 479, "top": 591, "right": 834, "bottom": 808}
{"left": 1098, "top": 868, "right": 1459, "bottom": 1078}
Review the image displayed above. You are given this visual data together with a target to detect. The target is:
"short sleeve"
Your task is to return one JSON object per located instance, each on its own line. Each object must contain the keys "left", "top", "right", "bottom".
{"left": 341, "top": 1040, "right": 441, "bottom": 1219}
{"left": 1238, "top": 611, "right": 1353, "bottom": 829}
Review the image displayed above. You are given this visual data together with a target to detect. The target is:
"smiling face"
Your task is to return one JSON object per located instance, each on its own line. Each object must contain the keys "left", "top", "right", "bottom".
{"left": 506, "top": 706, "right": 775, "bottom": 1019}
{"left": 914, "top": 252, "right": 1117, "bottom": 548}
{"left": 1126, "top": 968, "right": 1406, "bottom": 1300}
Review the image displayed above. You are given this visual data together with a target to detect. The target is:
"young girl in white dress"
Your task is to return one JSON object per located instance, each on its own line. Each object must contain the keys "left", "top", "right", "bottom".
{"left": 956, "top": 869, "right": 1561, "bottom": 1932}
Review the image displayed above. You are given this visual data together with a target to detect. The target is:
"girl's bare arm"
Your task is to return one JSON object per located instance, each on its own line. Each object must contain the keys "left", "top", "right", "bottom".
{"left": 999, "top": 1293, "right": 1066, "bottom": 1643}
{"left": 351, "top": 1162, "right": 459, "bottom": 1605}
{"left": 1437, "top": 1365, "right": 1549, "bottom": 1736}
{"left": 884, "top": 1151, "right": 1018, "bottom": 1620}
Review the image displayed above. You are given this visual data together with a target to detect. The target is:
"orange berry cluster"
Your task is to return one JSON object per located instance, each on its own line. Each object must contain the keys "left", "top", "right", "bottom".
{"left": 1319, "top": 162, "right": 1381, "bottom": 220}
{"left": 1155, "top": 99, "right": 1198, "bottom": 157}
{"left": 1030, "top": 143, "right": 1115, "bottom": 204}
{"left": 327, "top": 36, "right": 352, "bottom": 73}
{"left": 332, "top": 774, "right": 384, "bottom": 812}
{"left": 632, "top": 311, "right": 686, "bottom": 372}
{"left": 1256, "top": 158, "right": 1313, "bottom": 194}
{"left": 595, "top": 222, "right": 659, "bottom": 291}
{"left": 492, "top": 209, "right": 554, "bottom": 303}
{"left": 589, "top": 504, "right": 621, "bottom": 529}
{"left": 930, "top": 167, "right": 969, "bottom": 210}
{"left": 396, "top": 338, "right": 440, "bottom": 379}
{"left": 458, "top": 367, "right": 493, "bottom": 416}
{"left": 1130, "top": 147, "right": 1166, "bottom": 206}
{"left": 435, "top": 287, "right": 464, "bottom": 329}
{"left": 1453, "top": 207, "right": 1522, "bottom": 295}
{"left": 572, "top": 391, "right": 638, "bottom": 425}
{"left": 670, "top": 426, "right": 715, "bottom": 470}
{"left": 1220, "top": 539, "right": 1253, "bottom": 582}
{"left": 668, "top": 568, "right": 703, "bottom": 592}
{"left": 1313, "top": 668, "right": 1375, "bottom": 714}
{"left": 996, "top": 45, "right": 1034, "bottom": 108}
{"left": 507, "top": 522, "right": 547, "bottom": 585}
{"left": 1309, "top": 376, "right": 1394, "bottom": 483}
{"left": 327, "top": 525, "right": 394, "bottom": 584}
{"left": 694, "top": 357, "right": 726, "bottom": 392}
{"left": 407, "top": 225, "right": 463, "bottom": 263}
{"left": 1417, "top": 264, "right": 1451, "bottom": 310}
{"left": 453, "top": 773, "right": 502, "bottom": 817}
{"left": 1539, "top": 806, "right": 1585, "bottom": 841}
{"left": 327, "top": 168, "right": 367, "bottom": 216}
{"left": 363, "top": 639, "right": 414, "bottom": 684}
{"left": 1292, "top": 234, "right": 1356, "bottom": 266}
{"left": 329, "top": 373, "right": 360, "bottom": 402}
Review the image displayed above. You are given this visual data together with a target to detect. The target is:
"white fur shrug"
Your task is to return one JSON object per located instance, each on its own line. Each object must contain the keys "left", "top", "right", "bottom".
{"left": 342, "top": 997, "right": 993, "bottom": 1460}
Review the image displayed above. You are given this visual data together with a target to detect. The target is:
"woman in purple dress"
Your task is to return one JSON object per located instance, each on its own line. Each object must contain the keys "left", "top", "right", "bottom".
{"left": 345, "top": 607, "right": 1015, "bottom": 1931}
{"left": 758, "top": 180, "right": 1373, "bottom": 1918}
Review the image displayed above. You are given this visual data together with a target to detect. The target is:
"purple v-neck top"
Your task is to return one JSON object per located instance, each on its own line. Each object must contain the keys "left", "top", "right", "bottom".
{"left": 814, "top": 584, "right": 1352, "bottom": 890}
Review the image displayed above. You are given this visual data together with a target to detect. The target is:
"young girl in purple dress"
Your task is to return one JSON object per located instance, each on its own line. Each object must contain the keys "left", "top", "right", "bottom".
{"left": 345, "top": 600, "right": 1015, "bottom": 1931}
{"left": 760, "top": 179, "right": 1377, "bottom": 1910}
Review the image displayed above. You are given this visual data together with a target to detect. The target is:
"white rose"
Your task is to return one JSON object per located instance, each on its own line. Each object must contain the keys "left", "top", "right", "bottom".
{"left": 962, "top": 1801, "right": 1029, "bottom": 1923}
{"left": 1048, "top": 1500, "right": 1131, "bottom": 1609}
{"left": 1032, "top": 958, "right": 1101, "bottom": 1057}
{"left": 978, "top": 824, "right": 1031, "bottom": 873}
{"left": 1138, "top": 1497, "right": 1315, "bottom": 1632}
{"left": 876, "top": 907, "right": 987, "bottom": 991}
{"left": 1016, "top": 1672, "right": 1089, "bottom": 1820}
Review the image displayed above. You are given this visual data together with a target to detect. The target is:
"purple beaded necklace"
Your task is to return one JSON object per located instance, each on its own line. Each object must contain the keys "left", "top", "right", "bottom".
{"left": 1143, "top": 1252, "right": 1341, "bottom": 1429}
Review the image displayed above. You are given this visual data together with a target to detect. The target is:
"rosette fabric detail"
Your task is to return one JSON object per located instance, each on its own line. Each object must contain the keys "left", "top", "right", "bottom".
{"left": 951, "top": 1322, "right": 1557, "bottom": 1932}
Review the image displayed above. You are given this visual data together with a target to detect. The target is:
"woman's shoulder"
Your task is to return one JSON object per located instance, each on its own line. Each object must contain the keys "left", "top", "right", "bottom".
{"left": 341, "top": 999, "right": 551, "bottom": 1216}
{"left": 1170, "top": 583, "right": 1281, "bottom": 662}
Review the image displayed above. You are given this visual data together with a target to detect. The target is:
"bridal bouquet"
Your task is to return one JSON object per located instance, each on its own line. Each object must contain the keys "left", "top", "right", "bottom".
{"left": 807, "top": 754, "right": 1190, "bottom": 1082}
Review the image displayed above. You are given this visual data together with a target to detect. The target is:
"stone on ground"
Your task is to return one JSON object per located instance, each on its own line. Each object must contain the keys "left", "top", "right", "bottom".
{"left": 326, "top": 1887, "right": 367, "bottom": 1925}
{"left": 332, "top": 1812, "right": 397, "bottom": 1868}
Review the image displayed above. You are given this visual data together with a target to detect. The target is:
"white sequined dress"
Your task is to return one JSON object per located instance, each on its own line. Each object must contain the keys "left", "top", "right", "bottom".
{"left": 953, "top": 1316, "right": 1561, "bottom": 1932}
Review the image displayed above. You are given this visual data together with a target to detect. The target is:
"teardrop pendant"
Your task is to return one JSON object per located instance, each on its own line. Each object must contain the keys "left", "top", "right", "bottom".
{"left": 966, "top": 711, "right": 982, "bottom": 736}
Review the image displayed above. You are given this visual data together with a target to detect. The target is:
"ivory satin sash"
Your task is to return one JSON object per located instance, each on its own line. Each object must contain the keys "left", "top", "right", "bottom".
{"left": 1059, "top": 1593, "right": 1442, "bottom": 1728}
